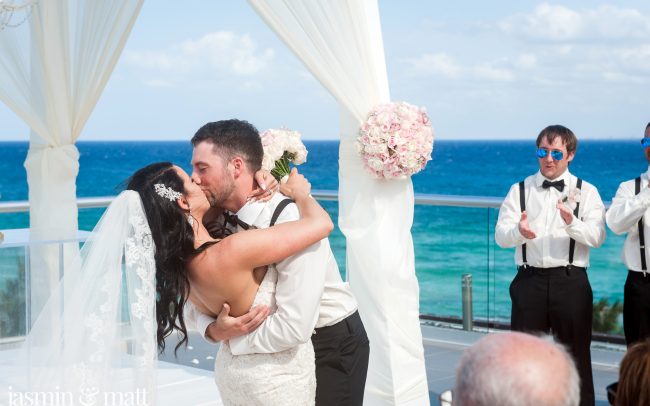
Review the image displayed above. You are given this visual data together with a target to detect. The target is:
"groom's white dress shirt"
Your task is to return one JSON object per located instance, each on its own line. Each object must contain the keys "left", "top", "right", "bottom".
{"left": 186, "top": 192, "right": 358, "bottom": 355}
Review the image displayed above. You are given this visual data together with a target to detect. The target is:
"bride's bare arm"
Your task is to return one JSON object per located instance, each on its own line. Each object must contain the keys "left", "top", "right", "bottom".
{"left": 215, "top": 169, "right": 333, "bottom": 271}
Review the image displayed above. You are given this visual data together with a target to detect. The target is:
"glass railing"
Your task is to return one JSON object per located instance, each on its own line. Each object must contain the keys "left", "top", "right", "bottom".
{"left": 0, "top": 192, "right": 627, "bottom": 342}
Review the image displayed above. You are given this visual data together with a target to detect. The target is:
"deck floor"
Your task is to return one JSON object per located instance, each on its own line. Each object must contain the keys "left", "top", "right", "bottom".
{"left": 159, "top": 323, "right": 623, "bottom": 405}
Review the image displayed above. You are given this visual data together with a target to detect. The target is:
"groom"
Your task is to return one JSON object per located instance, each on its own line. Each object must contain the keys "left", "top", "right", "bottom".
{"left": 185, "top": 119, "right": 369, "bottom": 405}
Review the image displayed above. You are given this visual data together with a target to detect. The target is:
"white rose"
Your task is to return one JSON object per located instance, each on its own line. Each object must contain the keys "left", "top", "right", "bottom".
{"left": 262, "top": 155, "right": 276, "bottom": 172}
{"left": 267, "top": 143, "right": 284, "bottom": 161}
{"left": 293, "top": 145, "right": 308, "bottom": 164}
{"left": 367, "top": 157, "right": 384, "bottom": 171}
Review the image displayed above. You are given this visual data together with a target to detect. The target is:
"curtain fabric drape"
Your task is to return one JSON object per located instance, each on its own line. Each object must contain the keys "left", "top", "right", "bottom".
{"left": 0, "top": 0, "right": 143, "bottom": 317}
{"left": 247, "top": 1, "right": 429, "bottom": 404}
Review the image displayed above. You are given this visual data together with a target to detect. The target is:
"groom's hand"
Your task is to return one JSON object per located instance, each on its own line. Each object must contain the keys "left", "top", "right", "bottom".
{"left": 206, "top": 303, "right": 271, "bottom": 342}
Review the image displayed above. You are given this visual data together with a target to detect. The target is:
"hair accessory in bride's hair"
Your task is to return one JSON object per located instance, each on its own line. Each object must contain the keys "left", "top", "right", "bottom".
{"left": 154, "top": 183, "right": 182, "bottom": 201}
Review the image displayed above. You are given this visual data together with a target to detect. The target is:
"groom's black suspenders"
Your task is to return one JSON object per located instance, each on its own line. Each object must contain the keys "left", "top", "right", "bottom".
{"left": 270, "top": 198, "right": 294, "bottom": 227}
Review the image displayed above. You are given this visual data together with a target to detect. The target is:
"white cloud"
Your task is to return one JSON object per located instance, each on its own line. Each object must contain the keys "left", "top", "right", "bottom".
{"left": 125, "top": 31, "right": 274, "bottom": 86}
{"left": 601, "top": 71, "right": 648, "bottom": 84}
{"left": 143, "top": 79, "right": 173, "bottom": 88}
{"left": 594, "top": 45, "right": 650, "bottom": 83}
{"left": 515, "top": 53, "right": 537, "bottom": 69}
{"left": 473, "top": 64, "right": 515, "bottom": 81}
{"left": 404, "top": 53, "right": 462, "bottom": 78}
{"left": 617, "top": 45, "right": 650, "bottom": 71}
{"left": 499, "top": 3, "right": 650, "bottom": 42}
{"left": 404, "top": 53, "right": 515, "bottom": 82}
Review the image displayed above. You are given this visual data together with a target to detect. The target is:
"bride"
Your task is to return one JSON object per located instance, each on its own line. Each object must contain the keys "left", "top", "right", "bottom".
{"left": 1, "top": 162, "right": 330, "bottom": 405}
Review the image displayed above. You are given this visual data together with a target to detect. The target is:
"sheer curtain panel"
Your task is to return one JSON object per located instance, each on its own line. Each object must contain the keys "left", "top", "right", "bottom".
{"left": 248, "top": 1, "right": 429, "bottom": 404}
{"left": 0, "top": 0, "right": 143, "bottom": 318}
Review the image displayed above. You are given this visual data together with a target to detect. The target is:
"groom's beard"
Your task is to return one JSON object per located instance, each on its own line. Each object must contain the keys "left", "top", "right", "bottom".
{"left": 204, "top": 182, "right": 235, "bottom": 208}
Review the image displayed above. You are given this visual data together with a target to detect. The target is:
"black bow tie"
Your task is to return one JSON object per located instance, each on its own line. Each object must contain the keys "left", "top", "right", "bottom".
{"left": 222, "top": 211, "right": 251, "bottom": 230}
{"left": 542, "top": 179, "right": 565, "bottom": 192}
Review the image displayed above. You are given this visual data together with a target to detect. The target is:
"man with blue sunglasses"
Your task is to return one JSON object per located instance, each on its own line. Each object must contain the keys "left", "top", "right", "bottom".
{"left": 496, "top": 125, "right": 606, "bottom": 406}
{"left": 606, "top": 122, "right": 650, "bottom": 348}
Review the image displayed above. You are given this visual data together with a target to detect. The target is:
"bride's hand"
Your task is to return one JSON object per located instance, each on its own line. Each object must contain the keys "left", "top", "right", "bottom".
{"left": 248, "top": 170, "right": 279, "bottom": 202}
{"left": 280, "top": 168, "right": 311, "bottom": 201}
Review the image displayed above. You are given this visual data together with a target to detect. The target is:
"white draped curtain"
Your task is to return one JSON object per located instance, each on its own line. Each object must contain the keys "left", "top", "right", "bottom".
{"left": 0, "top": 0, "right": 143, "bottom": 317}
{"left": 247, "top": 1, "right": 429, "bottom": 404}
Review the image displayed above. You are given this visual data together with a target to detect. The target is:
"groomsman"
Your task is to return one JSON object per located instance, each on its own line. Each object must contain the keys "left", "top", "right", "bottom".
{"left": 495, "top": 125, "right": 606, "bottom": 406}
{"left": 605, "top": 122, "right": 650, "bottom": 347}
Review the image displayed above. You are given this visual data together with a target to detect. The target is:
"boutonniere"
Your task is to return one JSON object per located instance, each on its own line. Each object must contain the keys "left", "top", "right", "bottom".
{"left": 561, "top": 188, "right": 581, "bottom": 211}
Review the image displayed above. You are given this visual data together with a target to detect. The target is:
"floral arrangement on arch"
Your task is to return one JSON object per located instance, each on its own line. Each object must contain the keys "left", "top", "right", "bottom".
{"left": 260, "top": 128, "right": 308, "bottom": 183}
{"left": 357, "top": 101, "right": 434, "bottom": 179}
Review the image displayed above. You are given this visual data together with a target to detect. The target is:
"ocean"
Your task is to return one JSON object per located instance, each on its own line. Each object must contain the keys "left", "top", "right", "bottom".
{"left": 0, "top": 139, "right": 644, "bottom": 325}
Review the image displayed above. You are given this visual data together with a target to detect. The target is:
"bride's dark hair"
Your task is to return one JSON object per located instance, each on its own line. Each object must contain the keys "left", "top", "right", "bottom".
{"left": 126, "top": 161, "right": 213, "bottom": 355}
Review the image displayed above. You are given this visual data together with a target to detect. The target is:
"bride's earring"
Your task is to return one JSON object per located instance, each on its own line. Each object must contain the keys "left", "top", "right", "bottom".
{"left": 187, "top": 205, "right": 195, "bottom": 227}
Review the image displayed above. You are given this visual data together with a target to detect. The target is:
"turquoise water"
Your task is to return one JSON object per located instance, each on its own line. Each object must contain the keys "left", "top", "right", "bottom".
{"left": 0, "top": 140, "right": 641, "bottom": 323}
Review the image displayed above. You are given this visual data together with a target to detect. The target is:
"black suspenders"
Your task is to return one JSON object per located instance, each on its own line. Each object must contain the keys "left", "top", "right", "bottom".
{"left": 270, "top": 198, "right": 294, "bottom": 227}
{"left": 518, "top": 178, "right": 582, "bottom": 268}
{"left": 567, "top": 178, "right": 583, "bottom": 266}
{"left": 635, "top": 177, "right": 647, "bottom": 273}
{"left": 519, "top": 181, "right": 528, "bottom": 266}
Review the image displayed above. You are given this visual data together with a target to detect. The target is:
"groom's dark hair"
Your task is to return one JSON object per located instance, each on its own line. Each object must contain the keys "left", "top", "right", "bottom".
{"left": 191, "top": 119, "right": 264, "bottom": 173}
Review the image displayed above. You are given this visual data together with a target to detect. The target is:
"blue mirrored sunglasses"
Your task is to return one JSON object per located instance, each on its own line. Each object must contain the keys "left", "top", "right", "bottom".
{"left": 641, "top": 138, "right": 650, "bottom": 148}
{"left": 536, "top": 148, "right": 564, "bottom": 161}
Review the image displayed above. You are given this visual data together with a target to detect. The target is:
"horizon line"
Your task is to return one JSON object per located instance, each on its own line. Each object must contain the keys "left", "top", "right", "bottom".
{"left": 0, "top": 137, "right": 642, "bottom": 143}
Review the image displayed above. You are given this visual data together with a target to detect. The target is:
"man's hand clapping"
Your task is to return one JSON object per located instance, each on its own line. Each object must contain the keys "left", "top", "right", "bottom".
{"left": 518, "top": 211, "right": 537, "bottom": 239}
{"left": 556, "top": 200, "right": 574, "bottom": 225}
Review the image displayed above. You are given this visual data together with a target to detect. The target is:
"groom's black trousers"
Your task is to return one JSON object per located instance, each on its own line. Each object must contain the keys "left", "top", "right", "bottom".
{"left": 312, "top": 311, "right": 369, "bottom": 406}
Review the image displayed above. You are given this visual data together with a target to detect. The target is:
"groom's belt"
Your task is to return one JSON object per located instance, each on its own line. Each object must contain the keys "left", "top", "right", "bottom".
{"left": 313, "top": 311, "right": 363, "bottom": 338}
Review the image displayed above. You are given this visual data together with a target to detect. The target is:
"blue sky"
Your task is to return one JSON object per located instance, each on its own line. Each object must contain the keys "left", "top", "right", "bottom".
{"left": 1, "top": 0, "right": 650, "bottom": 141}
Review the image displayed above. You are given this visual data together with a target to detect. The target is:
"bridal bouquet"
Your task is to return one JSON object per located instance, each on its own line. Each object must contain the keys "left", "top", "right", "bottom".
{"left": 260, "top": 128, "right": 308, "bottom": 183}
{"left": 357, "top": 101, "right": 434, "bottom": 179}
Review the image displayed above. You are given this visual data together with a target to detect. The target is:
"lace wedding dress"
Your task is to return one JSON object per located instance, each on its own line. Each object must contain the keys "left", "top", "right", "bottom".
{"left": 0, "top": 191, "right": 157, "bottom": 402}
{"left": 214, "top": 266, "right": 316, "bottom": 405}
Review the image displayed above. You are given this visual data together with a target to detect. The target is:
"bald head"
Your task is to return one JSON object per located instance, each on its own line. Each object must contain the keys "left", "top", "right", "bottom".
{"left": 454, "top": 332, "right": 580, "bottom": 406}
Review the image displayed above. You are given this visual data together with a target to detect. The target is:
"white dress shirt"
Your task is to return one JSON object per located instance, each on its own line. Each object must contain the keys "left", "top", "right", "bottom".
{"left": 185, "top": 192, "right": 358, "bottom": 354}
{"left": 495, "top": 170, "right": 606, "bottom": 268}
{"left": 606, "top": 167, "right": 650, "bottom": 273}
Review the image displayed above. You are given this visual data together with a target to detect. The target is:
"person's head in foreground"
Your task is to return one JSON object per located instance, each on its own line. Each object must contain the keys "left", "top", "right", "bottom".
{"left": 615, "top": 338, "right": 650, "bottom": 406}
{"left": 127, "top": 162, "right": 212, "bottom": 354}
{"left": 453, "top": 332, "right": 580, "bottom": 406}
{"left": 536, "top": 125, "right": 577, "bottom": 180}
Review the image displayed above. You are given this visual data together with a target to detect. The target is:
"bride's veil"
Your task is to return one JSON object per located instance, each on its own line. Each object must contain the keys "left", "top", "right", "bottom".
{"left": 1, "top": 190, "right": 157, "bottom": 404}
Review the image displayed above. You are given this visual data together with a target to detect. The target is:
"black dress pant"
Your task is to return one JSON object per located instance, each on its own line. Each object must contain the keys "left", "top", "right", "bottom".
{"left": 311, "top": 311, "right": 370, "bottom": 406}
{"left": 510, "top": 266, "right": 594, "bottom": 406}
{"left": 623, "top": 270, "right": 650, "bottom": 346}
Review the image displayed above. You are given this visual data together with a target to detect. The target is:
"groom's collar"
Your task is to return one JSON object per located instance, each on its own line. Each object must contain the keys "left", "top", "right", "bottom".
{"left": 234, "top": 193, "right": 289, "bottom": 227}
{"left": 235, "top": 199, "right": 266, "bottom": 226}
